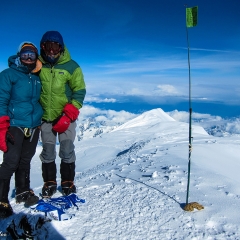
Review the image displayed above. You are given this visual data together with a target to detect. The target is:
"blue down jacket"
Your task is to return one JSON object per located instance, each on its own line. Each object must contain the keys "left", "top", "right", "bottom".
{"left": 0, "top": 55, "right": 43, "bottom": 128}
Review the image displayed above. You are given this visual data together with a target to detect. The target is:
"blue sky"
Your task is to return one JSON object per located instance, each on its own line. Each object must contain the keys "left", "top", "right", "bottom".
{"left": 1, "top": 0, "right": 240, "bottom": 116}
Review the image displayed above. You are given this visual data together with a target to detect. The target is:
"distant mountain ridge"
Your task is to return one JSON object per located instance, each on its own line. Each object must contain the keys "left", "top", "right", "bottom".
{"left": 78, "top": 107, "right": 240, "bottom": 139}
{"left": 76, "top": 108, "right": 212, "bottom": 141}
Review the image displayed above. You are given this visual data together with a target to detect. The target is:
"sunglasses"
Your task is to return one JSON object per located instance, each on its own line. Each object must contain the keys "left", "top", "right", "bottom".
{"left": 20, "top": 51, "right": 37, "bottom": 61}
{"left": 42, "top": 42, "right": 61, "bottom": 54}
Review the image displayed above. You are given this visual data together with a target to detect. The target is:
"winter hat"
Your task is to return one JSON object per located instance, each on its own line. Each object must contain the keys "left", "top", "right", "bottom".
{"left": 40, "top": 31, "right": 64, "bottom": 47}
{"left": 18, "top": 41, "right": 38, "bottom": 55}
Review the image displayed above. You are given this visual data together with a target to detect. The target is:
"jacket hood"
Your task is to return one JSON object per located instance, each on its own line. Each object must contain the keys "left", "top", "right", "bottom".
{"left": 18, "top": 41, "right": 38, "bottom": 55}
{"left": 40, "top": 31, "right": 64, "bottom": 47}
{"left": 8, "top": 55, "right": 30, "bottom": 73}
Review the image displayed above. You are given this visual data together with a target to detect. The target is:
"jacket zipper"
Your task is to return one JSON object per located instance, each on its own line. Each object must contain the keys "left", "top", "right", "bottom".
{"left": 48, "top": 67, "right": 54, "bottom": 121}
{"left": 29, "top": 73, "right": 34, "bottom": 126}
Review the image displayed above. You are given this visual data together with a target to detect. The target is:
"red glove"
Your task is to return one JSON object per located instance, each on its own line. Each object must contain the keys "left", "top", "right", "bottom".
{"left": 52, "top": 115, "right": 71, "bottom": 133}
{"left": 63, "top": 103, "right": 79, "bottom": 122}
{"left": 0, "top": 116, "right": 10, "bottom": 152}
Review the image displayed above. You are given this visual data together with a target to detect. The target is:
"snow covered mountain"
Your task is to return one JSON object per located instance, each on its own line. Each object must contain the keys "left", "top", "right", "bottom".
{"left": 1, "top": 108, "right": 240, "bottom": 239}
{"left": 75, "top": 106, "right": 240, "bottom": 142}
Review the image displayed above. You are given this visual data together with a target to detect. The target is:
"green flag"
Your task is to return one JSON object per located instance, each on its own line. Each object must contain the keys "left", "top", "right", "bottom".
{"left": 186, "top": 6, "right": 198, "bottom": 27}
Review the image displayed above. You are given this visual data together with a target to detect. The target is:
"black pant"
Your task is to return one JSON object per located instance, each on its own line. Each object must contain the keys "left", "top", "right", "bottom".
{"left": 0, "top": 127, "right": 40, "bottom": 179}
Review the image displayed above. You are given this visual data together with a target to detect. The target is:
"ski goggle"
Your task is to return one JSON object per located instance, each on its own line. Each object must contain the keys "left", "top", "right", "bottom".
{"left": 20, "top": 51, "right": 37, "bottom": 61}
{"left": 42, "top": 42, "right": 61, "bottom": 54}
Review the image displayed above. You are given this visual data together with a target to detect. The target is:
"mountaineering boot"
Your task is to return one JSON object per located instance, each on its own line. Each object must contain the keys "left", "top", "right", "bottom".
{"left": 61, "top": 181, "right": 76, "bottom": 196}
{"left": 60, "top": 161, "right": 77, "bottom": 196}
{"left": 0, "top": 179, "right": 13, "bottom": 218}
{"left": 15, "top": 190, "right": 39, "bottom": 206}
{"left": 15, "top": 169, "right": 39, "bottom": 206}
{"left": 42, "top": 181, "right": 57, "bottom": 198}
{"left": 41, "top": 162, "right": 57, "bottom": 198}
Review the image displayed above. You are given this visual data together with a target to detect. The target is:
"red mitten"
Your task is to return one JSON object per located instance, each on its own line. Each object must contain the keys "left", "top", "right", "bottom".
{"left": 63, "top": 103, "right": 79, "bottom": 122}
{"left": 0, "top": 116, "right": 10, "bottom": 152}
{"left": 52, "top": 115, "right": 71, "bottom": 133}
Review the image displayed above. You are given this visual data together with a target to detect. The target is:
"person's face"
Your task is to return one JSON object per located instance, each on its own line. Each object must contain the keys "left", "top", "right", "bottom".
{"left": 41, "top": 41, "right": 61, "bottom": 56}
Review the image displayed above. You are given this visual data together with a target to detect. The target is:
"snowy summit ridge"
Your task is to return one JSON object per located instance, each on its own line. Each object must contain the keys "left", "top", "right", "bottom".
{"left": 113, "top": 108, "right": 175, "bottom": 131}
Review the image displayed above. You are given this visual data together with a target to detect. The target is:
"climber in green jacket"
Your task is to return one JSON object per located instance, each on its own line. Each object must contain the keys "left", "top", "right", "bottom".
{"left": 38, "top": 31, "right": 86, "bottom": 197}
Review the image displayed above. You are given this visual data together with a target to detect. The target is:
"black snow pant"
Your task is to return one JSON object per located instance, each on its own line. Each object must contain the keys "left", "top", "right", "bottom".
{"left": 0, "top": 126, "right": 40, "bottom": 180}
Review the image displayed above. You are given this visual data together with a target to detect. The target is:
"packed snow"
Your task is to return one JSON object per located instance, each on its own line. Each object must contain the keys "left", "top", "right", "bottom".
{"left": 1, "top": 106, "right": 240, "bottom": 239}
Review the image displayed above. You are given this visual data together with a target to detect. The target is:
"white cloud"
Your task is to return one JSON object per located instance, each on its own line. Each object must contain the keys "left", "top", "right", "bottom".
{"left": 226, "top": 121, "right": 240, "bottom": 134}
{"left": 79, "top": 105, "right": 138, "bottom": 124}
{"left": 178, "top": 47, "right": 240, "bottom": 53}
{"left": 155, "top": 84, "right": 179, "bottom": 95}
{"left": 168, "top": 110, "right": 222, "bottom": 123}
{"left": 85, "top": 96, "right": 116, "bottom": 103}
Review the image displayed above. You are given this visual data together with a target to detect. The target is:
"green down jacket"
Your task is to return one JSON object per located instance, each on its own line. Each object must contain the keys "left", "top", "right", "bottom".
{"left": 39, "top": 46, "right": 86, "bottom": 122}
